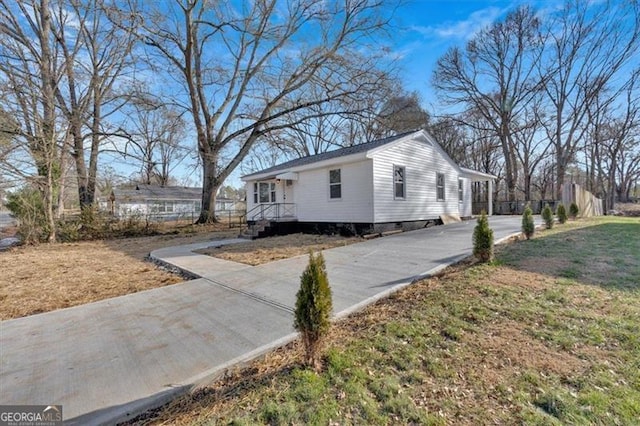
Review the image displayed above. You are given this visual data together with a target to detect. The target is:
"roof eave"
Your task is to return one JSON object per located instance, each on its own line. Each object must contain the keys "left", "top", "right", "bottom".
{"left": 460, "top": 167, "right": 497, "bottom": 180}
{"left": 241, "top": 151, "right": 369, "bottom": 181}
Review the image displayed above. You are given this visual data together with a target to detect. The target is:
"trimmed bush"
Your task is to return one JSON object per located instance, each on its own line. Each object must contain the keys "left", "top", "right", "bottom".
{"left": 522, "top": 205, "right": 535, "bottom": 240}
{"left": 569, "top": 202, "right": 579, "bottom": 219}
{"left": 473, "top": 211, "right": 494, "bottom": 262}
{"left": 542, "top": 204, "right": 554, "bottom": 229}
{"left": 294, "top": 251, "right": 333, "bottom": 370}
{"left": 556, "top": 204, "right": 568, "bottom": 224}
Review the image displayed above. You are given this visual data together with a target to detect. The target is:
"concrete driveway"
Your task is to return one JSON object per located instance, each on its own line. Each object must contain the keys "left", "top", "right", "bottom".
{"left": 0, "top": 216, "right": 529, "bottom": 425}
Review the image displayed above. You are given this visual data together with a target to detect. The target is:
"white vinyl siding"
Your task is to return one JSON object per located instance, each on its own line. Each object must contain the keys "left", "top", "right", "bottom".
{"left": 295, "top": 160, "right": 374, "bottom": 222}
{"left": 372, "top": 138, "right": 462, "bottom": 222}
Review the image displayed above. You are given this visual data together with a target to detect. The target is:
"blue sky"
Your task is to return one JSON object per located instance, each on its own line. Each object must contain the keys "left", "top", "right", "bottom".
{"left": 389, "top": 0, "right": 545, "bottom": 108}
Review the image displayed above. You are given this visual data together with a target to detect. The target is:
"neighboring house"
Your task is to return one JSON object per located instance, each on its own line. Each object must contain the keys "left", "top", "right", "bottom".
{"left": 241, "top": 130, "right": 495, "bottom": 236}
{"left": 101, "top": 184, "right": 240, "bottom": 220}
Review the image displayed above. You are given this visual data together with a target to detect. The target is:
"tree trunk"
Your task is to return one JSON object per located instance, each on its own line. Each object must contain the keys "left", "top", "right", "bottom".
{"left": 73, "top": 127, "right": 91, "bottom": 208}
{"left": 555, "top": 152, "right": 566, "bottom": 201}
{"left": 86, "top": 102, "right": 102, "bottom": 207}
{"left": 45, "top": 164, "right": 56, "bottom": 243}
{"left": 523, "top": 172, "right": 532, "bottom": 202}
{"left": 56, "top": 132, "right": 71, "bottom": 218}
{"left": 197, "top": 159, "right": 220, "bottom": 223}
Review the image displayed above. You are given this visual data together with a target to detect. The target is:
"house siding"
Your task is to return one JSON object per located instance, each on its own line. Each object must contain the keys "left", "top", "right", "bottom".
{"left": 295, "top": 160, "right": 374, "bottom": 222}
{"left": 372, "top": 139, "right": 463, "bottom": 222}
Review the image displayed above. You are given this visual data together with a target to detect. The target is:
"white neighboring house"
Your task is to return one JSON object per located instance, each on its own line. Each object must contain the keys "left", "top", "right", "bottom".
{"left": 241, "top": 130, "right": 495, "bottom": 235}
{"left": 102, "top": 184, "right": 239, "bottom": 221}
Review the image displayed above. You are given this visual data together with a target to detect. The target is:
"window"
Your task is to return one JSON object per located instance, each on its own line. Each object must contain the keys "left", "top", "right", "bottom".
{"left": 256, "top": 182, "right": 276, "bottom": 203}
{"left": 150, "top": 200, "right": 174, "bottom": 213}
{"left": 458, "top": 179, "right": 464, "bottom": 202}
{"left": 436, "top": 173, "right": 445, "bottom": 201}
{"left": 394, "top": 165, "right": 405, "bottom": 199}
{"left": 329, "top": 169, "right": 341, "bottom": 199}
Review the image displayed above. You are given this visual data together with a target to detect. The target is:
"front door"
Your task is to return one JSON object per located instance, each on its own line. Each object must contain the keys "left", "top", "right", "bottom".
{"left": 281, "top": 179, "right": 295, "bottom": 218}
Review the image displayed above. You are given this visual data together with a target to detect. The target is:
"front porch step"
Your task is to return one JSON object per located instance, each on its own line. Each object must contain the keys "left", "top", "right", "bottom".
{"left": 240, "top": 219, "right": 271, "bottom": 239}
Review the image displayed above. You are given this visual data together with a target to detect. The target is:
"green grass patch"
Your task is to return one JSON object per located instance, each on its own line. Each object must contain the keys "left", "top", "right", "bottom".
{"left": 135, "top": 217, "right": 640, "bottom": 425}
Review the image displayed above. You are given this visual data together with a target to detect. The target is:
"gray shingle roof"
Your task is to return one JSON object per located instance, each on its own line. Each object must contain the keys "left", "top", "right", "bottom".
{"left": 113, "top": 184, "right": 202, "bottom": 202}
{"left": 242, "top": 130, "right": 418, "bottom": 179}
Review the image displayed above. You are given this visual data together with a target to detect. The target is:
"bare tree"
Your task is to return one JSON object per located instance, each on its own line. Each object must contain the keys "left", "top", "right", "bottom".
{"left": 375, "top": 92, "right": 430, "bottom": 137}
{"left": 433, "top": 5, "right": 545, "bottom": 204}
{"left": 428, "top": 116, "right": 469, "bottom": 164}
{"left": 538, "top": 0, "right": 640, "bottom": 199}
{"left": 0, "top": 0, "right": 62, "bottom": 242}
{"left": 121, "top": 98, "right": 189, "bottom": 186}
{"left": 586, "top": 69, "right": 640, "bottom": 209}
{"left": 259, "top": 70, "right": 398, "bottom": 160}
{"left": 50, "top": 0, "right": 138, "bottom": 209}
{"left": 116, "top": 0, "right": 396, "bottom": 223}
{"left": 511, "top": 98, "right": 552, "bottom": 201}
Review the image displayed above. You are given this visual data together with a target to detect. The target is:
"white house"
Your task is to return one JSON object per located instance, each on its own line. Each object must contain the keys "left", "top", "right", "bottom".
{"left": 241, "top": 130, "right": 495, "bottom": 236}
{"left": 101, "top": 184, "right": 241, "bottom": 221}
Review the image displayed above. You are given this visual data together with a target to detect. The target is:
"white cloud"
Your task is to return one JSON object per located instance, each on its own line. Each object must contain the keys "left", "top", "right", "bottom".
{"left": 411, "top": 6, "right": 505, "bottom": 41}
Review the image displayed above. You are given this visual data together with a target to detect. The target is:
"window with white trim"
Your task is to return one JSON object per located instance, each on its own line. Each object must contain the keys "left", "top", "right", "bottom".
{"left": 329, "top": 169, "right": 341, "bottom": 199}
{"left": 436, "top": 172, "right": 445, "bottom": 201}
{"left": 394, "top": 165, "right": 405, "bottom": 199}
{"left": 458, "top": 179, "right": 464, "bottom": 202}
{"left": 255, "top": 182, "right": 276, "bottom": 203}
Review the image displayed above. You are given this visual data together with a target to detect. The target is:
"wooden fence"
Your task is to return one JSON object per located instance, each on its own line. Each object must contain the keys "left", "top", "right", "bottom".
{"left": 562, "top": 183, "right": 603, "bottom": 217}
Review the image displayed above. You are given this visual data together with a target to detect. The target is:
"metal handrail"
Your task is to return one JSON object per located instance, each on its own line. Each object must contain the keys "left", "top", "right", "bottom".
{"left": 241, "top": 203, "right": 296, "bottom": 222}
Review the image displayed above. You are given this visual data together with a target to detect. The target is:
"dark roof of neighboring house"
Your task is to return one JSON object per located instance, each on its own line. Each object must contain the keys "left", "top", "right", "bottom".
{"left": 242, "top": 130, "right": 418, "bottom": 179}
{"left": 113, "top": 185, "right": 202, "bottom": 202}
{"left": 111, "top": 185, "right": 239, "bottom": 203}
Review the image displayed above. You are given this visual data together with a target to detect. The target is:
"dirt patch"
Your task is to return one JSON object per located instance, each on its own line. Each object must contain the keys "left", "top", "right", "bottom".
{"left": 471, "top": 319, "right": 586, "bottom": 376}
{"left": 195, "top": 233, "right": 361, "bottom": 266}
{"left": 0, "top": 226, "right": 238, "bottom": 320}
{"left": 479, "top": 265, "right": 556, "bottom": 291}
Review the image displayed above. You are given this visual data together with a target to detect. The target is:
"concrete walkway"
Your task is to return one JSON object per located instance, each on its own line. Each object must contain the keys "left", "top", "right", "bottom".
{"left": 0, "top": 216, "right": 529, "bottom": 425}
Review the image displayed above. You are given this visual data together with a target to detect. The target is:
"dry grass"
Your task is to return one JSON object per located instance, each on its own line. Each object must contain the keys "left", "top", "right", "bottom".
{"left": 615, "top": 202, "right": 640, "bottom": 216}
{"left": 0, "top": 224, "right": 238, "bottom": 320}
{"left": 195, "top": 233, "right": 361, "bottom": 266}
{"left": 0, "top": 226, "right": 358, "bottom": 320}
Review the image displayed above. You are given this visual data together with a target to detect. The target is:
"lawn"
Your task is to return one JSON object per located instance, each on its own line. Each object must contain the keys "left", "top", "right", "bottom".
{"left": 128, "top": 216, "right": 640, "bottom": 425}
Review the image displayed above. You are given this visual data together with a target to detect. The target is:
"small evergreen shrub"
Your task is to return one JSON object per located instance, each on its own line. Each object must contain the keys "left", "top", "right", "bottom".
{"left": 556, "top": 204, "right": 568, "bottom": 224}
{"left": 473, "top": 211, "right": 494, "bottom": 262}
{"left": 522, "top": 205, "right": 535, "bottom": 240}
{"left": 542, "top": 204, "right": 554, "bottom": 229}
{"left": 569, "top": 202, "right": 579, "bottom": 219}
{"left": 294, "top": 251, "right": 333, "bottom": 370}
